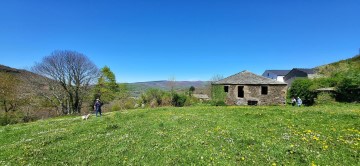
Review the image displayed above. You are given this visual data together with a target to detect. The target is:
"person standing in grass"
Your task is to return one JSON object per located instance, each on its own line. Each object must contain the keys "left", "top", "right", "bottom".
{"left": 291, "top": 97, "right": 296, "bottom": 106}
{"left": 94, "top": 99, "right": 103, "bottom": 117}
{"left": 297, "top": 97, "right": 302, "bottom": 107}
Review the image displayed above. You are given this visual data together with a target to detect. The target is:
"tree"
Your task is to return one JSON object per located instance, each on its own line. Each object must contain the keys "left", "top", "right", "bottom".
{"left": 93, "top": 66, "right": 119, "bottom": 103}
{"left": 32, "top": 50, "right": 99, "bottom": 114}
{"left": 167, "top": 76, "right": 176, "bottom": 92}
{"left": 189, "top": 86, "right": 195, "bottom": 96}
{"left": 0, "top": 73, "right": 20, "bottom": 112}
{"left": 28, "top": 73, "right": 68, "bottom": 115}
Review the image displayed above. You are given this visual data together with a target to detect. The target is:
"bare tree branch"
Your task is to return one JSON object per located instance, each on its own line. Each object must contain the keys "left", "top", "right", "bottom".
{"left": 32, "top": 50, "right": 100, "bottom": 114}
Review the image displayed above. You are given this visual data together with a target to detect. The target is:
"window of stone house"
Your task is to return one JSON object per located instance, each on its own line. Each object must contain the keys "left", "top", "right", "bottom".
{"left": 224, "top": 86, "right": 229, "bottom": 93}
{"left": 261, "top": 86, "right": 268, "bottom": 95}
{"left": 238, "top": 86, "right": 244, "bottom": 98}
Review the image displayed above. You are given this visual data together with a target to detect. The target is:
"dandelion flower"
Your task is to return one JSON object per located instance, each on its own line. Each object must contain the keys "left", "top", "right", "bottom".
{"left": 311, "top": 161, "right": 317, "bottom": 166}
{"left": 313, "top": 136, "right": 319, "bottom": 141}
{"left": 323, "top": 145, "right": 328, "bottom": 150}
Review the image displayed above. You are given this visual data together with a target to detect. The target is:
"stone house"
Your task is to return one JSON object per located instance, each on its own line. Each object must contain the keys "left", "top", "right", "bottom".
{"left": 212, "top": 71, "right": 287, "bottom": 106}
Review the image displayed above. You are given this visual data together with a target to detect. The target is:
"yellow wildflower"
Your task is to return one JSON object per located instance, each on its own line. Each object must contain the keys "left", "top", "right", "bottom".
{"left": 311, "top": 161, "right": 317, "bottom": 166}
{"left": 313, "top": 136, "right": 319, "bottom": 141}
{"left": 323, "top": 145, "right": 328, "bottom": 150}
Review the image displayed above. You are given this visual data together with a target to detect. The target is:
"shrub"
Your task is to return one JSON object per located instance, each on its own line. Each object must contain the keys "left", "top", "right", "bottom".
{"left": 140, "top": 89, "right": 165, "bottom": 106}
{"left": 211, "top": 100, "right": 227, "bottom": 106}
{"left": 335, "top": 69, "right": 360, "bottom": 102}
{"left": 315, "top": 92, "right": 335, "bottom": 105}
{"left": 211, "top": 85, "right": 227, "bottom": 102}
{"left": 161, "top": 93, "right": 172, "bottom": 106}
{"left": 288, "top": 78, "right": 316, "bottom": 105}
{"left": 172, "top": 93, "right": 187, "bottom": 107}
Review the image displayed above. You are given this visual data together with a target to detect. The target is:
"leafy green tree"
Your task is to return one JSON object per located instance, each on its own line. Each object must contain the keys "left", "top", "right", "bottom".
{"left": 94, "top": 66, "right": 119, "bottom": 103}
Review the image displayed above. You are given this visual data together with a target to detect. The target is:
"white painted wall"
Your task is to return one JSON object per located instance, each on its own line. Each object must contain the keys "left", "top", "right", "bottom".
{"left": 262, "top": 72, "right": 277, "bottom": 80}
{"left": 262, "top": 72, "right": 285, "bottom": 82}
{"left": 276, "top": 76, "right": 285, "bottom": 82}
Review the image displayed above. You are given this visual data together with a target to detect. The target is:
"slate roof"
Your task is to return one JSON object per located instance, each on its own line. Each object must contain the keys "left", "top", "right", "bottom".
{"left": 293, "top": 68, "right": 315, "bottom": 74}
{"left": 265, "top": 70, "right": 291, "bottom": 76}
{"left": 213, "top": 70, "right": 287, "bottom": 85}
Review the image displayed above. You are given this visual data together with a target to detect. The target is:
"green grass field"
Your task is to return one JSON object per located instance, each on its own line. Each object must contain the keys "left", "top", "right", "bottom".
{"left": 0, "top": 105, "right": 359, "bottom": 165}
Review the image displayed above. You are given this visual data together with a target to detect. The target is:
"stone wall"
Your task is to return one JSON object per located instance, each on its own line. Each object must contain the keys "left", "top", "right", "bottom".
{"left": 224, "top": 84, "right": 287, "bottom": 105}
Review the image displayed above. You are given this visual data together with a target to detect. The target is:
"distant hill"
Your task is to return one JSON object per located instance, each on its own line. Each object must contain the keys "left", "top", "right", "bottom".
{"left": 0, "top": 64, "right": 209, "bottom": 98}
{"left": 0, "top": 64, "right": 43, "bottom": 80}
{"left": 125, "top": 80, "right": 210, "bottom": 97}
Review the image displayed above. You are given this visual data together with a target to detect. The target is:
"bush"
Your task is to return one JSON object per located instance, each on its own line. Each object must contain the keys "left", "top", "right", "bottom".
{"left": 109, "top": 98, "right": 137, "bottom": 111}
{"left": 140, "top": 89, "right": 166, "bottom": 106}
{"left": 335, "top": 69, "right": 360, "bottom": 102}
{"left": 211, "top": 100, "right": 227, "bottom": 106}
{"left": 172, "top": 93, "right": 187, "bottom": 107}
{"left": 315, "top": 92, "right": 335, "bottom": 105}
{"left": 211, "top": 85, "right": 227, "bottom": 102}
{"left": 0, "top": 112, "right": 21, "bottom": 126}
{"left": 288, "top": 78, "right": 316, "bottom": 105}
{"left": 161, "top": 93, "right": 172, "bottom": 106}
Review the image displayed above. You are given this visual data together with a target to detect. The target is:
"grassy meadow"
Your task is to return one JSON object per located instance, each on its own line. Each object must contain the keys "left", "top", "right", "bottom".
{"left": 0, "top": 104, "right": 359, "bottom": 165}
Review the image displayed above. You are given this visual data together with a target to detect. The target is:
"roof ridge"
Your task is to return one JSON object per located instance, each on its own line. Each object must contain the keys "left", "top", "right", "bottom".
{"left": 216, "top": 70, "right": 247, "bottom": 82}
{"left": 214, "top": 70, "right": 287, "bottom": 85}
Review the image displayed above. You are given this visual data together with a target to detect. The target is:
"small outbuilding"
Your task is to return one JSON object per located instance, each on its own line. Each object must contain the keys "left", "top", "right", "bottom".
{"left": 212, "top": 70, "right": 287, "bottom": 106}
{"left": 193, "top": 94, "right": 210, "bottom": 101}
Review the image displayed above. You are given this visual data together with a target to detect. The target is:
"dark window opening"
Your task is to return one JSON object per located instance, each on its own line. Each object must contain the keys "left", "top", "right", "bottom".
{"left": 267, "top": 73, "right": 270, "bottom": 77}
{"left": 261, "top": 86, "right": 268, "bottom": 95}
{"left": 224, "top": 86, "right": 229, "bottom": 93}
{"left": 238, "top": 86, "right": 244, "bottom": 98}
{"left": 248, "top": 100, "right": 258, "bottom": 106}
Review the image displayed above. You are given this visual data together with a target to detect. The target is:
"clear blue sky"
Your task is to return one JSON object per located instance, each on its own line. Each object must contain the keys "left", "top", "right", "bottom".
{"left": 1, "top": 0, "right": 359, "bottom": 83}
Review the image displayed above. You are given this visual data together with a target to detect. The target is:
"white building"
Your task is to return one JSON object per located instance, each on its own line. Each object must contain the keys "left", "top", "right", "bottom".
{"left": 262, "top": 70, "right": 291, "bottom": 82}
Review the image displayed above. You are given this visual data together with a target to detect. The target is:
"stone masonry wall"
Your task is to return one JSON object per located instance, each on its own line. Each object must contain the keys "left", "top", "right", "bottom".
{"left": 225, "top": 84, "right": 287, "bottom": 105}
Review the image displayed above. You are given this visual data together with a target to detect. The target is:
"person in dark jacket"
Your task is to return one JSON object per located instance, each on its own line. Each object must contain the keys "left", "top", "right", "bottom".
{"left": 94, "top": 99, "right": 103, "bottom": 117}
{"left": 291, "top": 97, "right": 296, "bottom": 106}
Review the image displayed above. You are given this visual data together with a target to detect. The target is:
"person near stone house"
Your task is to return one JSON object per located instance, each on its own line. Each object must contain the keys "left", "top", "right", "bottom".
{"left": 94, "top": 98, "right": 103, "bottom": 117}
{"left": 297, "top": 97, "right": 302, "bottom": 107}
{"left": 291, "top": 97, "right": 296, "bottom": 106}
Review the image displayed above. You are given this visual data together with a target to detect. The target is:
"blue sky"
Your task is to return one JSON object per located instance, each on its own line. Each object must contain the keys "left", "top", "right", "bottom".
{"left": 0, "top": 0, "right": 359, "bottom": 83}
